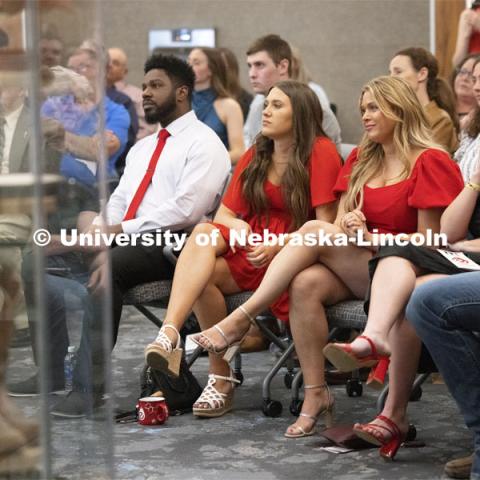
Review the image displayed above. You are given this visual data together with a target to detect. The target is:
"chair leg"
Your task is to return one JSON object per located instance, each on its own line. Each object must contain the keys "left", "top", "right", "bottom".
{"left": 262, "top": 341, "right": 296, "bottom": 401}
{"left": 134, "top": 305, "right": 163, "bottom": 329}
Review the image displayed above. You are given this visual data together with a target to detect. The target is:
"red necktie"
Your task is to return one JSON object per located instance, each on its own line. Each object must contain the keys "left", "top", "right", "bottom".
{"left": 123, "top": 129, "right": 170, "bottom": 221}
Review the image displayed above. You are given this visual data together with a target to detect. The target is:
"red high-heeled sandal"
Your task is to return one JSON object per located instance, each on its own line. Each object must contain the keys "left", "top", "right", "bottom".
{"left": 366, "top": 356, "right": 390, "bottom": 389}
{"left": 353, "top": 415, "right": 406, "bottom": 461}
{"left": 323, "top": 335, "right": 390, "bottom": 373}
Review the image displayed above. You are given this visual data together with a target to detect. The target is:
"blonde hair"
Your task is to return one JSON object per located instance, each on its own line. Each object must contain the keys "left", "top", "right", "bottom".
{"left": 344, "top": 76, "right": 440, "bottom": 211}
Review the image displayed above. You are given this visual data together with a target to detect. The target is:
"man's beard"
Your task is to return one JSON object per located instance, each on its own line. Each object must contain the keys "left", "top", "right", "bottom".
{"left": 144, "top": 92, "right": 177, "bottom": 124}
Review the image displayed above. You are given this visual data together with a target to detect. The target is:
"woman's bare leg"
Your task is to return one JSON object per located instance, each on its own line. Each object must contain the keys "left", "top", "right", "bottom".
{"left": 358, "top": 274, "right": 447, "bottom": 438}
{"left": 191, "top": 258, "right": 242, "bottom": 408}
{"left": 157, "top": 223, "right": 228, "bottom": 344}
{"left": 195, "top": 220, "right": 373, "bottom": 349}
{"left": 285, "top": 264, "right": 352, "bottom": 435}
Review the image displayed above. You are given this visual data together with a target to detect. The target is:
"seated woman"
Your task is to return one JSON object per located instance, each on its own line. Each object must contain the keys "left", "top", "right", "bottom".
{"left": 452, "top": 54, "right": 479, "bottom": 129}
{"left": 144, "top": 80, "right": 342, "bottom": 418}
{"left": 389, "top": 47, "right": 459, "bottom": 153}
{"left": 188, "top": 47, "right": 245, "bottom": 165}
{"left": 193, "top": 75, "right": 464, "bottom": 439}
{"left": 324, "top": 156, "right": 480, "bottom": 460}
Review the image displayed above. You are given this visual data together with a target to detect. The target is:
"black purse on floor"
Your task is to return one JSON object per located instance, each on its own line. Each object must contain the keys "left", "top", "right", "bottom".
{"left": 140, "top": 356, "right": 203, "bottom": 415}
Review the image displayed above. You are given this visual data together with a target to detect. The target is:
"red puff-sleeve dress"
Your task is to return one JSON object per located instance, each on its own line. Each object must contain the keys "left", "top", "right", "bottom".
{"left": 214, "top": 137, "right": 342, "bottom": 322}
{"left": 333, "top": 148, "right": 464, "bottom": 234}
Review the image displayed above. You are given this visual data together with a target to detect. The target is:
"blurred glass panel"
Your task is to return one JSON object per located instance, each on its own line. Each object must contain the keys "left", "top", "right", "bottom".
{"left": 1, "top": 0, "right": 115, "bottom": 478}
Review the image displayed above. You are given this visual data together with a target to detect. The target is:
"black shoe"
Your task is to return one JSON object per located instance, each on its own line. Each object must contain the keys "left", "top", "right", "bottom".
{"left": 10, "top": 328, "right": 32, "bottom": 349}
{"left": 51, "top": 391, "right": 104, "bottom": 419}
{"left": 8, "top": 374, "right": 65, "bottom": 397}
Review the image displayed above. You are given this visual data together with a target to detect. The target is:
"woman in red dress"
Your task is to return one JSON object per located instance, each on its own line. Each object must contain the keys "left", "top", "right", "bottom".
{"left": 144, "top": 80, "right": 342, "bottom": 417}
{"left": 194, "top": 76, "right": 464, "bottom": 439}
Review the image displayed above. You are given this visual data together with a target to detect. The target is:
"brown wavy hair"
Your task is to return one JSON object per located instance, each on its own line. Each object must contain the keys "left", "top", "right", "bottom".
{"left": 193, "top": 47, "right": 230, "bottom": 98}
{"left": 395, "top": 47, "right": 459, "bottom": 134}
{"left": 241, "top": 80, "right": 327, "bottom": 230}
{"left": 344, "top": 76, "right": 440, "bottom": 212}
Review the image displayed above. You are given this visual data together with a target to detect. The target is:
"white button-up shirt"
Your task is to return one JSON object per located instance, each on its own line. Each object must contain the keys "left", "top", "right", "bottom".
{"left": 103, "top": 110, "right": 230, "bottom": 234}
{"left": 1, "top": 104, "right": 24, "bottom": 174}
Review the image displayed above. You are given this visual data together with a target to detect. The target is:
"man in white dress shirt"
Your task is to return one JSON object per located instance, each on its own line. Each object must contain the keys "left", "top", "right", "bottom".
{"left": 243, "top": 34, "right": 341, "bottom": 151}
{"left": 51, "top": 53, "right": 230, "bottom": 417}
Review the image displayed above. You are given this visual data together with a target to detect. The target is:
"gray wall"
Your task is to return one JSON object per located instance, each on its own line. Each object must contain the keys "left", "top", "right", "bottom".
{"left": 100, "top": 0, "right": 430, "bottom": 143}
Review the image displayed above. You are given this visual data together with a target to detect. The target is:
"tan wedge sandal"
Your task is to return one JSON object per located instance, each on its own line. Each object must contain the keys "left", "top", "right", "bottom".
{"left": 192, "top": 371, "right": 241, "bottom": 418}
{"left": 191, "top": 305, "right": 256, "bottom": 363}
{"left": 144, "top": 324, "right": 183, "bottom": 377}
{"left": 284, "top": 383, "right": 335, "bottom": 438}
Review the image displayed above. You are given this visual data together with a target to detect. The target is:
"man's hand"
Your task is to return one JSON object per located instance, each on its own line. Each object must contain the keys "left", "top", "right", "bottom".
{"left": 42, "top": 66, "right": 93, "bottom": 102}
{"left": 87, "top": 250, "right": 109, "bottom": 295}
{"left": 459, "top": 8, "right": 476, "bottom": 38}
{"left": 42, "top": 117, "right": 65, "bottom": 151}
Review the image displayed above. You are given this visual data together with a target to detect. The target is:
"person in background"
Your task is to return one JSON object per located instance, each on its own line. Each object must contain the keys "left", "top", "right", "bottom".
{"left": 290, "top": 45, "right": 331, "bottom": 112}
{"left": 452, "top": 1, "right": 480, "bottom": 68}
{"left": 107, "top": 47, "right": 157, "bottom": 141}
{"left": 243, "top": 34, "right": 341, "bottom": 152}
{"left": 39, "top": 34, "right": 64, "bottom": 67}
{"left": 218, "top": 47, "right": 253, "bottom": 122}
{"left": 452, "top": 54, "right": 479, "bottom": 130}
{"left": 389, "top": 47, "right": 459, "bottom": 153}
{"left": 41, "top": 47, "right": 130, "bottom": 188}
{"left": 188, "top": 47, "right": 245, "bottom": 165}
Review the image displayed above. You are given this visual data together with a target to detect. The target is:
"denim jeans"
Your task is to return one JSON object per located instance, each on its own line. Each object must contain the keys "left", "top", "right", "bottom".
{"left": 22, "top": 250, "right": 91, "bottom": 389}
{"left": 406, "top": 272, "right": 480, "bottom": 480}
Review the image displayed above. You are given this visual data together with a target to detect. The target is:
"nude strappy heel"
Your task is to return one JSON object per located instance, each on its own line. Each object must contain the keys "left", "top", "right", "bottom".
{"left": 284, "top": 383, "right": 335, "bottom": 438}
{"left": 191, "top": 305, "right": 256, "bottom": 363}
{"left": 144, "top": 324, "right": 183, "bottom": 377}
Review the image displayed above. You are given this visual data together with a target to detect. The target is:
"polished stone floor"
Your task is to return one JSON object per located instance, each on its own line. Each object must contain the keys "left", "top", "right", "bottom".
{"left": 6, "top": 306, "right": 473, "bottom": 480}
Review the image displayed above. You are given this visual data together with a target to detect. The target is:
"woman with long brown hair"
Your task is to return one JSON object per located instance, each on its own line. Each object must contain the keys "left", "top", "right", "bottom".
{"left": 218, "top": 47, "right": 253, "bottom": 122}
{"left": 144, "top": 80, "right": 341, "bottom": 418}
{"left": 193, "top": 76, "right": 463, "bottom": 443}
{"left": 389, "top": 47, "right": 459, "bottom": 153}
{"left": 188, "top": 47, "right": 245, "bottom": 164}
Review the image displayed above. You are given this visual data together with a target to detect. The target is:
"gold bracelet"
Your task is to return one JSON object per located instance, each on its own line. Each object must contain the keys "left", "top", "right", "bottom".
{"left": 466, "top": 182, "right": 480, "bottom": 192}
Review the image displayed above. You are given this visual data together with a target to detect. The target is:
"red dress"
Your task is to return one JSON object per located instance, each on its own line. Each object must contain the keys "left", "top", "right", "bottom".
{"left": 333, "top": 148, "right": 464, "bottom": 234}
{"left": 215, "top": 137, "right": 341, "bottom": 322}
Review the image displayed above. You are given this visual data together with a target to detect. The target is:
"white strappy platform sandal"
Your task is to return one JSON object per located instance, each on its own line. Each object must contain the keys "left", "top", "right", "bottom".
{"left": 144, "top": 324, "right": 183, "bottom": 377}
{"left": 284, "top": 383, "right": 335, "bottom": 438}
{"left": 192, "top": 371, "right": 241, "bottom": 418}
{"left": 191, "top": 305, "right": 256, "bottom": 362}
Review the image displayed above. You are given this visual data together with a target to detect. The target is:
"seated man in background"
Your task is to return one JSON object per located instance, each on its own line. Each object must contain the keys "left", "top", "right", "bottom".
{"left": 41, "top": 46, "right": 130, "bottom": 189}
{"left": 108, "top": 47, "right": 157, "bottom": 141}
{"left": 49, "top": 53, "right": 230, "bottom": 417}
{"left": 243, "top": 34, "right": 341, "bottom": 151}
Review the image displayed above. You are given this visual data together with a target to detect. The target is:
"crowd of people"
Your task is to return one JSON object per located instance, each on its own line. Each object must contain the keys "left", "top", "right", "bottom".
{"left": 1, "top": 15, "right": 480, "bottom": 480}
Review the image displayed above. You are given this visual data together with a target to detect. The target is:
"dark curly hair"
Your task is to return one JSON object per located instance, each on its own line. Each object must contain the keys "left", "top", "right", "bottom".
{"left": 144, "top": 53, "right": 195, "bottom": 101}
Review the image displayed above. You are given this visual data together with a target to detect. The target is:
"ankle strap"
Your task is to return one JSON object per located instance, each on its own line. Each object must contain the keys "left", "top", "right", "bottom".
{"left": 210, "top": 373, "right": 241, "bottom": 385}
{"left": 376, "top": 415, "right": 400, "bottom": 437}
{"left": 161, "top": 324, "right": 181, "bottom": 348}
{"left": 357, "top": 335, "right": 377, "bottom": 357}
{"left": 304, "top": 383, "right": 331, "bottom": 407}
{"left": 238, "top": 305, "right": 255, "bottom": 325}
{"left": 304, "top": 383, "right": 328, "bottom": 390}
